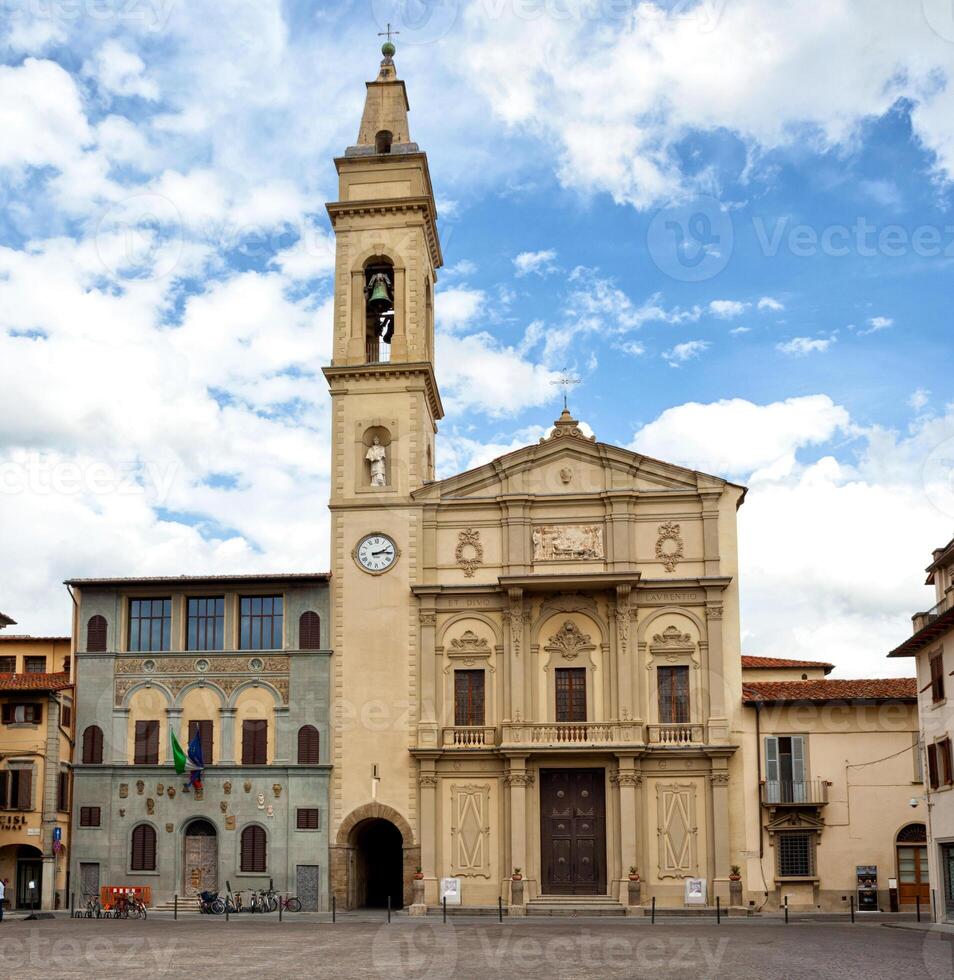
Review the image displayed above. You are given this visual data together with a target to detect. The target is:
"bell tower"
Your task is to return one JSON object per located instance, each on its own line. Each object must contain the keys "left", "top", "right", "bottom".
{"left": 324, "top": 42, "right": 443, "bottom": 903}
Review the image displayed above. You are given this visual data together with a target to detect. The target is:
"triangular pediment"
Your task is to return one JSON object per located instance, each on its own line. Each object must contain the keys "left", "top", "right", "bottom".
{"left": 766, "top": 809, "right": 826, "bottom": 834}
{"left": 414, "top": 432, "right": 737, "bottom": 503}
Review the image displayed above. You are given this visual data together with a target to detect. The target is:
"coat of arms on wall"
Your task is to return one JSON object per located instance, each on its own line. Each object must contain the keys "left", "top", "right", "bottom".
{"left": 655, "top": 522, "right": 684, "bottom": 573}
{"left": 455, "top": 528, "right": 484, "bottom": 577}
{"left": 544, "top": 621, "right": 596, "bottom": 661}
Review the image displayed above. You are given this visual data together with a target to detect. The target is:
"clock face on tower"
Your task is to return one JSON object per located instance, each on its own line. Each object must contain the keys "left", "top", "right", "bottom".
{"left": 353, "top": 533, "right": 399, "bottom": 574}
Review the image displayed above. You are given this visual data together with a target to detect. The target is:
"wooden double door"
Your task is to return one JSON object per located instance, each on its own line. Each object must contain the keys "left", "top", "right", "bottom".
{"left": 540, "top": 768, "right": 606, "bottom": 895}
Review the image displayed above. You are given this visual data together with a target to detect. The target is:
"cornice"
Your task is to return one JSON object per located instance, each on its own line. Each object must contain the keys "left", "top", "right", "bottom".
{"left": 323, "top": 360, "right": 444, "bottom": 421}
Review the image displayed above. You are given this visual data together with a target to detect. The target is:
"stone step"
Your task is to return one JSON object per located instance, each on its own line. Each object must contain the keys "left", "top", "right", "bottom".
{"left": 526, "top": 897, "right": 626, "bottom": 917}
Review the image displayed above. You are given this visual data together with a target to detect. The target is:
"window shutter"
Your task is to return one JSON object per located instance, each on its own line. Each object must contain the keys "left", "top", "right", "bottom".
{"left": 86, "top": 615, "right": 107, "bottom": 652}
{"left": 83, "top": 726, "right": 104, "bottom": 765}
{"left": 16, "top": 769, "right": 32, "bottom": 809}
{"left": 241, "top": 826, "right": 266, "bottom": 872}
{"left": 0, "top": 771, "right": 7, "bottom": 808}
{"left": 297, "top": 808, "right": 320, "bottom": 830}
{"left": 928, "top": 743, "right": 939, "bottom": 789}
{"left": 298, "top": 725, "right": 319, "bottom": 765}
{"left": 299, "top": 611, "right": 321, "bottom": 650}
{"left": 243, "top": 720, "right": 267, "bottom": 765}
{"left": 131, "top": 824, "right": 156, "bottom": 870}
{"left": 791, "top": 735, "right": 806, "bottom": 801}
{"left": 57, "top": 771, "right": 69, "bottom": 811}
{"left": 764, "top": 736, "right": 780, "bottom": 802}
{"left": 1, "top": 703, "right": 10, "bottom": 724}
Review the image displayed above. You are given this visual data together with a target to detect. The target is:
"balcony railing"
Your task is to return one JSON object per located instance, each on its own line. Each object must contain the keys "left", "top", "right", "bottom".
{"left": 500, "top": 720, "right": 642, "bottom": 749}
{"left": 760, "top": 779, "right": 829, "bottom": 806}
{"left": 366, "top": 339, "right": 391, "bottom": 364}
{"left": 646, "top": 723, "right": 705, "bottom": 746}
{"left": 914, "top": 594, "right": 952, "bottom": 632}
{"left": 442, "top": 726, "right": 496, "bottom": 748}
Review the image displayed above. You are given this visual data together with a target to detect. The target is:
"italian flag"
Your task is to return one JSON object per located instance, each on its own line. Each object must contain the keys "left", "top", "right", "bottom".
{"left": 171, "top": 729, "right": 204, "bottom": 789}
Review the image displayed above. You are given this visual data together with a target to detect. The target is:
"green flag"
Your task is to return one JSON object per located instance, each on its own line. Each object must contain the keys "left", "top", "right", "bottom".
{"left": 170, "top": 729, "right": 189, "bottom": 775}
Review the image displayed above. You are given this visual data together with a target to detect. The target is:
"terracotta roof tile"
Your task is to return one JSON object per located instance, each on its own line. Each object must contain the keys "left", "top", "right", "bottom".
{"left": 0, "top": 672, "right": 72, "bottom": 692}
{"left": 741, "top": 655, "right": 834, "bottom": 673}
{"left": 742, "top": 677, "right": 916, "bottom": 703}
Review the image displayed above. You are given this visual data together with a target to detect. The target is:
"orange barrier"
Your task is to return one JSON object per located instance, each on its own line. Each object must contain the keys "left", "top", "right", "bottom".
{"left": 100, "top": 885, "right": 152, "bottom": 907}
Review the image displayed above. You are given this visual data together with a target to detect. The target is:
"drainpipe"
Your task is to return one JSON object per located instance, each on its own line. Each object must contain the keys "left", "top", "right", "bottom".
{"left": 755, "top": 701, "right": 763, "bottom": 858}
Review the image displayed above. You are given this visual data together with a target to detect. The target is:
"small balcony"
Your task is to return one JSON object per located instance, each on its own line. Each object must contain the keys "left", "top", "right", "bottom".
{"left": 500, "top": 720, "right": 642, "bottom": 750}
{"left": 646, "top": 723, "right": 706, "bottom": 746}
{"left": 913, "top": 594, "right": 952, "bottom": 632}
{"left": 442, "top": 726, "right": 496, "bottom": 749}
{"left": 760, "top": 779, "right": 829, "bottom": 806}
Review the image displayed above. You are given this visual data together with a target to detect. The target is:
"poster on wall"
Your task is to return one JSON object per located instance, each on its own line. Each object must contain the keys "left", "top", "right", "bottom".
{"left": 684, "top": 878, "right": 707, "bottom": 906}
{"left": 440, "top": 878, "right": 461, "bottom": 906}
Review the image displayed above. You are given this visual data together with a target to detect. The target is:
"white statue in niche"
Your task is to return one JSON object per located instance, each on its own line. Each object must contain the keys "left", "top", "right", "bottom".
{"left": 366, "top": 436, "right": 387, "bottom": 486}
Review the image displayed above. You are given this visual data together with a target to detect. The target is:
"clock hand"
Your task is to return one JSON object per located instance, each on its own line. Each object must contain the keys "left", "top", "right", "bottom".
{"left": 371, "top": 548, "right": 393, "bottom": 556}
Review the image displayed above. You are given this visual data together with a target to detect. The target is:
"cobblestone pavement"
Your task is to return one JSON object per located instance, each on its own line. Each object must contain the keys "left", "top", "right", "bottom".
{"left": 1, "top": 915, "right": 953, "bottom": 979}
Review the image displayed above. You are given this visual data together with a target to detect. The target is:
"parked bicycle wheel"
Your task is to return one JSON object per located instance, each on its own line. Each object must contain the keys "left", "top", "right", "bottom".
{"left": 210, "top": 899, "right": 225, "bottom": 914}
{"left": 266, "top": 895, "right": 278, "bottom": 913}
{"left": 285, "top": 897, "right": 302, "bottom": 912}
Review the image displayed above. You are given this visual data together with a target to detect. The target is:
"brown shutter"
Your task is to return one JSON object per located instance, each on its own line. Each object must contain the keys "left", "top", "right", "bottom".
{"left": 297, "top": 808, "right": 320, "bottom": 829}
{"left": 57, "top": 771, "right": 69, "bottom": 811}
{"left": 0, "top": 771, "right": 7, "bottom": 808}
{"left": 242, "top": 720, "right": 267, "bottom": 765}
{"left": 16, "top": 769, "right": 32, "bottom": 809}
{"left": 297, "top": 725, "right": 319, "bottom": 765}
{"left": 298, "top": 611, "right": 321, "bottom": 650}
{"left": 87, "top": 615, "right": 108, "bottom": 652}
{"left": 83, "top": 726, "right": 104, "bottom": 765}
{"left": 131, "top": 824, "right": 156, "bottom": 870}
{"left": 189, "top": 719, "right": 213, "bottom": 765}
{"left": 241, "top": 825, "right": 266, "bottom": 872}
{"left": 928, "top": 743, "right": 939, "bottom": 789}
{"left": 135, "top": 721, "right": 159, "bottom": 764}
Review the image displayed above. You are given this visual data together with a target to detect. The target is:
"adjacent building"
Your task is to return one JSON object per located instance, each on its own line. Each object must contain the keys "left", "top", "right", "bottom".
{"left": 741, "top": 656, "right": 922, "bottom": 911}
{"left": 68, "top": 574, "right": 331, "bottom": 909}
{"left": 889, "top": 532, "right": 954, "bottom": 920}
{"left": 0, "top": 626, "right": 73, "bottom": 910}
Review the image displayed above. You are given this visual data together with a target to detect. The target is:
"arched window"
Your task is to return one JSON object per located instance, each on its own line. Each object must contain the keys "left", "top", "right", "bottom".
{"left": 130, "top": 824, "right": 157, "bottom": 871}
{"left": 87, "top": 615, "right": 107, "bottom": 653}
{"left": 82, "top": 725, "right": 104, "bottom": 764}
{"left": 240, "top": 825, "right": 267, "bottom": 872}
{"left": 365, "top": 261, "right": 394, "bottom": 363}
{"left": 299, "top": 612, "right": 321, "bottom": 650}
{"left": 897, "top": 823, "right": 927, "bottom": 844}
{"left": 375, "top": 129, "right": 393, "bottom": 154}
{"left": 298, "top": 725, "right": 320, "bottom": 765}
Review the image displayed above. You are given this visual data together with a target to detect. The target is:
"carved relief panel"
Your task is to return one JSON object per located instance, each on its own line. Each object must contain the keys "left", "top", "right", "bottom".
{"left": 449, "top": 784, "right": 492, "bottom": 878}
{"left": 655, "top": 782, "right": 699, "bottom": 879}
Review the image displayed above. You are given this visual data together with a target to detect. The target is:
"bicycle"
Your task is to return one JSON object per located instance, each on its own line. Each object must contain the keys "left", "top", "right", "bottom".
{"left": 278, "top": 895, "right": 302, "bottom": 912}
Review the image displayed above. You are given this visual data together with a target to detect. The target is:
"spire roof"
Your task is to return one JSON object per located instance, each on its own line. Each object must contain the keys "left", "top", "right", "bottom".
{"left": 541, "top": 407, "right": 595, "bottom": 443}
{"left": 345, "top": 44, "right": 418, "bottom": 157}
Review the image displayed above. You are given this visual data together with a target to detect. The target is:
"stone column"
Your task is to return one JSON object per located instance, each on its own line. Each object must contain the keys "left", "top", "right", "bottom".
{"left": 710, "top": 766, "right": 731, "bottom": 898}
{"left": 705, "top": 596, "right": 728, "bottom": 742}
{"left": 505, "top": 760, "right": 531, "bottom": 915}
{"left": 40, "top": 855, "right": 56, "bottom": 911}
{"left": 504, "top": 589, "right": 525, "bottom": 722}
{"left": 218, "top": 707, "right": 237, "bottom": 764}
{"left": 390, "top": 266, "right": 408, "bottom": 359}
{"left": 613, "top": 757, "right": 641, "bottom": 908}
{"left": 415, "top": 766, "right": 438, "bottom": 914}
{"left": 614, "top": 586, "right": 632, "bottom": 721}
{"left": 418, "top": 609, "right": 438, "bottom": 748}
{"left": 166, "top": 708, "right": 182, "bottom": 762}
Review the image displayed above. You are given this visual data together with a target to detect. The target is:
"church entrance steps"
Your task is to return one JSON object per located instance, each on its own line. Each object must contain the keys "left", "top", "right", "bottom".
{"left": 526, "top": 895, "right": 626, "bottom": 917}
{"left": 150, "top": 898, "right": 201, "bottom": 912}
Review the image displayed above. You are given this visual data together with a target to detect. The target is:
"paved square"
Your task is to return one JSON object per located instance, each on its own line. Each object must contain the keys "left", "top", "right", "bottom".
{"left": 0, "top": 916, "right": 953, "bottom": 979}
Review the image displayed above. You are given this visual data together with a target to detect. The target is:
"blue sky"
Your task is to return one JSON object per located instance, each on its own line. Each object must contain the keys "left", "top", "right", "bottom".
{"left": 1, "top": 1, "right": 953, "bottom": 675}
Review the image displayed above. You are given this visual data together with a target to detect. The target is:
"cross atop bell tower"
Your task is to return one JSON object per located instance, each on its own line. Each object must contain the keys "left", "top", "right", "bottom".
{"left": 324, "top": 43, "right": 443, "bottom": 500}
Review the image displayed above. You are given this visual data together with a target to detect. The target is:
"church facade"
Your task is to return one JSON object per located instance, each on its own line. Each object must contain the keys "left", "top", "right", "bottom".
{"left": 326, "top": 46, "right": 749, "bottom": 912}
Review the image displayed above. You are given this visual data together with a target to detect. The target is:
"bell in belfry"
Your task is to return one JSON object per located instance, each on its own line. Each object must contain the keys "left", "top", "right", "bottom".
{"left": 366, "top": 271, "right": 392, "bottom": 315}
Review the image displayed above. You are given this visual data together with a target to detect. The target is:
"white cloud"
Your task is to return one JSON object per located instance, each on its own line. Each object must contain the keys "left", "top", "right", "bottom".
{"left": 860, "top": 315, "right": 894, "bottom": 335}
{"left": 619, "top": 340, "right": 646, "bottom": 357}
{"left": 909, "top": 388, "right": 931, "bottom": 412}
{"left": 776, "top": 336, "right": 834, "bottom": 355}
{"left": 663, "top": 339, "right": 709, "bottom": 367}
{"left": 83, "top": 40, "right": 160, "bottom": 100}
{"left": 630, "top": 395, "right": 851, "bottom": 479}
{"left": 757, "top": 296, "right": 784, "bottom": 312}
{"left": 514, "top": 249, "right": 558, "bottom": 276}
{"left": 436, "top": 286, "right": 486, "bottom": 332}
{"left": 709, "top": 300, "right": 749, "bottom": 318}
{"left": 729, "top": 326, "right": 751, "bottom": 336}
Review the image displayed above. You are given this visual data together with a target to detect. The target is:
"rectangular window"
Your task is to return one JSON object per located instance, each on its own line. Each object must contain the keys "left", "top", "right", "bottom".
{"left": 764, "top": 735, "right": 808, "bottom": 802}
{"left": 128, "top": 598, "right": 172, "bottom": 653}
{"left": 777, "top": 832, "right": 814, "bottom": 877}
{"left": 239, "top": 596, "right": 283, "bottom": 650}
{"left": 242, "top": 719, "right": 268, "bottom": 765}
{"left": 61, "top": 703, "right": 72, "bottom": 729}
{"left": 0, "top": 656, "right": 16, "bottom": 672}
{"left": 658, "top": 666, "right": 690, "bottom": 724}
{"left": 931, "top": 653, "right": 946, "bottom": 703}
{"left": 0, "top": 771, "right": 7, "bottom": 808}
{"left": 134, "top": 720, "right": 160, "bottom": 765}
{"left": 57, "top": 771, "right": 69, "bottom": 812}
{"left": 454, "top": 670, "right": 485, "bottom": 727}
{"left": 79, "top": 806, "right": 101, "bottom": 827}
{"left": 1, "top": 702, "right": 42, "bottom": 724}
{"left": 10, "top": 769, "right": 33, "bottom": 810}
{"left": 296, "top": 808, "right": 320, "bottom": 830}
{"left": 188, "top": 719, "right": 214, "bottom": 766}
{"left": 24, "top": 656, "right": 46, "bottom": 673}
{"left": 555, "top": 667, "right": 587, "bottom": 722}
{"left": 187, "top": 596, "right": 225, "bottom": 651}
{"left": 940, "top": 738, "right": 954, "bottom": 786}
{"left": 929, "top": 742, "right": 940, "bottom": 789}
{"left": 63, "top": 656, "right": 70, "bottom": 673}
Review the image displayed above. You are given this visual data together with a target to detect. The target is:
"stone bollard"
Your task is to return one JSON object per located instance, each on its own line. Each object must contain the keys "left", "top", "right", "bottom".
{"left": 510, "top": 877, "right": 526, "bottom": 917}
{"left": 627, "top": 878, "right": 642, "bottom": 909}
{"left": 729, "top": 877, "right": 743, "bottom": 908}
{"left": 408, "top": 876, "right": 426, "bottom": 916}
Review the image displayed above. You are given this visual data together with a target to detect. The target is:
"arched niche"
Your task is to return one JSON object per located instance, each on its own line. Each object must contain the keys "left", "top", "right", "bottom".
{"left": 437, "top": 616, "right": 499, "bottom": 728}
{"left": 534, "top": 611, "right": 606, "bottom": 724}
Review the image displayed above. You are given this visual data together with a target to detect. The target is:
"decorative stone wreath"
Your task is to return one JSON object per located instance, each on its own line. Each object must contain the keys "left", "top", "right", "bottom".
{"left": 455, "top": 528, "right": 484, "bottom": 577}
{"left": 655, "top": 521, "right": 685, "bottom": 573}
